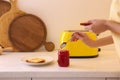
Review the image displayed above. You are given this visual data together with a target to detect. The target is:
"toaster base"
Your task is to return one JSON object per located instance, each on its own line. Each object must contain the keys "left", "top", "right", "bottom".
{"left": 70, "top": 54, "right": 99, "bottom": 58}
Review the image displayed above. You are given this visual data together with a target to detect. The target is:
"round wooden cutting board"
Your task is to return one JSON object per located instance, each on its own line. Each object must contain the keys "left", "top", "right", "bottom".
{"left": 0, "top": 0, "right": 11, "bottom": 17}
{"left": 9, "top": 14, "right": 47, "bottom": 52}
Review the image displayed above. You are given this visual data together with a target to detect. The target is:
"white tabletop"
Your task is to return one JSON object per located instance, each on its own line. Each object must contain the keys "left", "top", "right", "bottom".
{"left": 0, "top": 50, "right": 120, "bottom": 78}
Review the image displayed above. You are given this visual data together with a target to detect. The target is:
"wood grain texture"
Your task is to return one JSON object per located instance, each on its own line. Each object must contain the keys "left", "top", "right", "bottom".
{"left": 0, "top": 0, "right": 55, "bottom": 52}
{"left": 9, "top": 14, "right": 47, "bottom": 52}
{"left": 0, "top": 0, "right": 25, "bottom": 49}
{"left": 45, "top": 42, "right": 55, "bottom": 51}
{"left": 0, "top": 0, "right": 11, "bottom": 17}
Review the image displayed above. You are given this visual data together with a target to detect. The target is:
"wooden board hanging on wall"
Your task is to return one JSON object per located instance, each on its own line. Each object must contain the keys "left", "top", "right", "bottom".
{"left": 0, "top": 0, "right": 25, "bottom": 49}
{"left": 9, "top": 14, "right": 47, "bottom": 52}
{"left": 0, "top": 0, "right": 11, "bottom": 17}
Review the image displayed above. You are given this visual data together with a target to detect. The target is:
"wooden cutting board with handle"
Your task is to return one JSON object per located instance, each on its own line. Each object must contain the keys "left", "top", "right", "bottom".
{"left": 9, "top": 14, "right": 46, "bottom": 52}
{"left": 0, "top": 0, "right": 55, "bottom": 52}
{"left": 0, "top": 0, "right": 25, "bottom": 50}
{"left": 9, "top": 14, "right": 55, "bottom": 52}
{"left": 0, "top": 0, "right": 11, "bottom": 17}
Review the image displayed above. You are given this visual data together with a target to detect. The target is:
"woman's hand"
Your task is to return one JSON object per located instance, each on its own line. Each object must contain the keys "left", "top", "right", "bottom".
{"left": 80, "top": 19, "right": 109, "bottom": 34}
{"left": 71, "top": 32, "right": 88, "bottom": 41}
{"left": 71, "top": 32, "right": 95, "bottom": 47}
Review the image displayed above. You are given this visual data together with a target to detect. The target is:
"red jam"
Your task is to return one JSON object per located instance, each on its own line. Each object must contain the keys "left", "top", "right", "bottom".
{"left": 58, "top": 50, "right": 69, "bottom": 67}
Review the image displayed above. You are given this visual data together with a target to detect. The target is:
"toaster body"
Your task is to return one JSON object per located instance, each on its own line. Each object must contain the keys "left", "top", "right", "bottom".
{"left": 60, "top": 30, "right": 99, "bottom": 58}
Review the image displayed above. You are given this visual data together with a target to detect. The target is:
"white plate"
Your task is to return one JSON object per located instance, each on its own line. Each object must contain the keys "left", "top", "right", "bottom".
{"left": 21, "top": 56, "right": 54, "bottom": 66}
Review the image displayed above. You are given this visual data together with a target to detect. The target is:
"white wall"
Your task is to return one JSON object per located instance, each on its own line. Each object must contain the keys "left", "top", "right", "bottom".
{"left": 17, "top": 0, "right": 113, "bottom": 50}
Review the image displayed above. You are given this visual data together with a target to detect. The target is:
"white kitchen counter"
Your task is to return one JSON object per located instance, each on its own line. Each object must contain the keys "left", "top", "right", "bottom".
{"left": 0, "top": 50, "right": 120, "bottom": 80}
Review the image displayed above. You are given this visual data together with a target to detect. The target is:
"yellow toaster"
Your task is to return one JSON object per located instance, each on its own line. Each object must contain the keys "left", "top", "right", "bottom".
{"left": 60, "top": 30, "right": 100, "bottom": 58}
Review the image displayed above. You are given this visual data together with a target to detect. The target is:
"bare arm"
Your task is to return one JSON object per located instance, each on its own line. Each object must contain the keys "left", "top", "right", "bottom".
{"left": 71, "top": 32, "right": 113, "bottom": 48}
{"left": 106, "top": 20, "right": 120, "bottom": 34}
{"left": 88, "top": 35, "right": 113, "bottom": 48}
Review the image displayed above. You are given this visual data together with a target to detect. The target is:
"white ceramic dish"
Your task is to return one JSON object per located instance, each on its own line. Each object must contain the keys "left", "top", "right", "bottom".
{"left": 21, "top": 56, "right": 54, "bottom": 66}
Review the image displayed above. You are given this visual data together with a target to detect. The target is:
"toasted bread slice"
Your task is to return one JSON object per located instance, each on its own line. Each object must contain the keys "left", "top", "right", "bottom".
{"left": 26, "top": 57, "right": 45, "bottom": 63}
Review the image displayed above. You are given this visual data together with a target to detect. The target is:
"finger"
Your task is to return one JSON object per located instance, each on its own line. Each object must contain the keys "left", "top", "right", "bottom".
{"left": 84, "top": 25, "right": 92, "bottom": 30}
{"left": 79, "top": 32, "right": 87, "bottom": 36}
{"left": 71, "top": 38, "right": 78, "bottom": 42}
{"left": 72, "top": 32, "right": 80, "bottom": 37}
{"left": 71, "top": 36, "right": 77, "bottom": 41}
